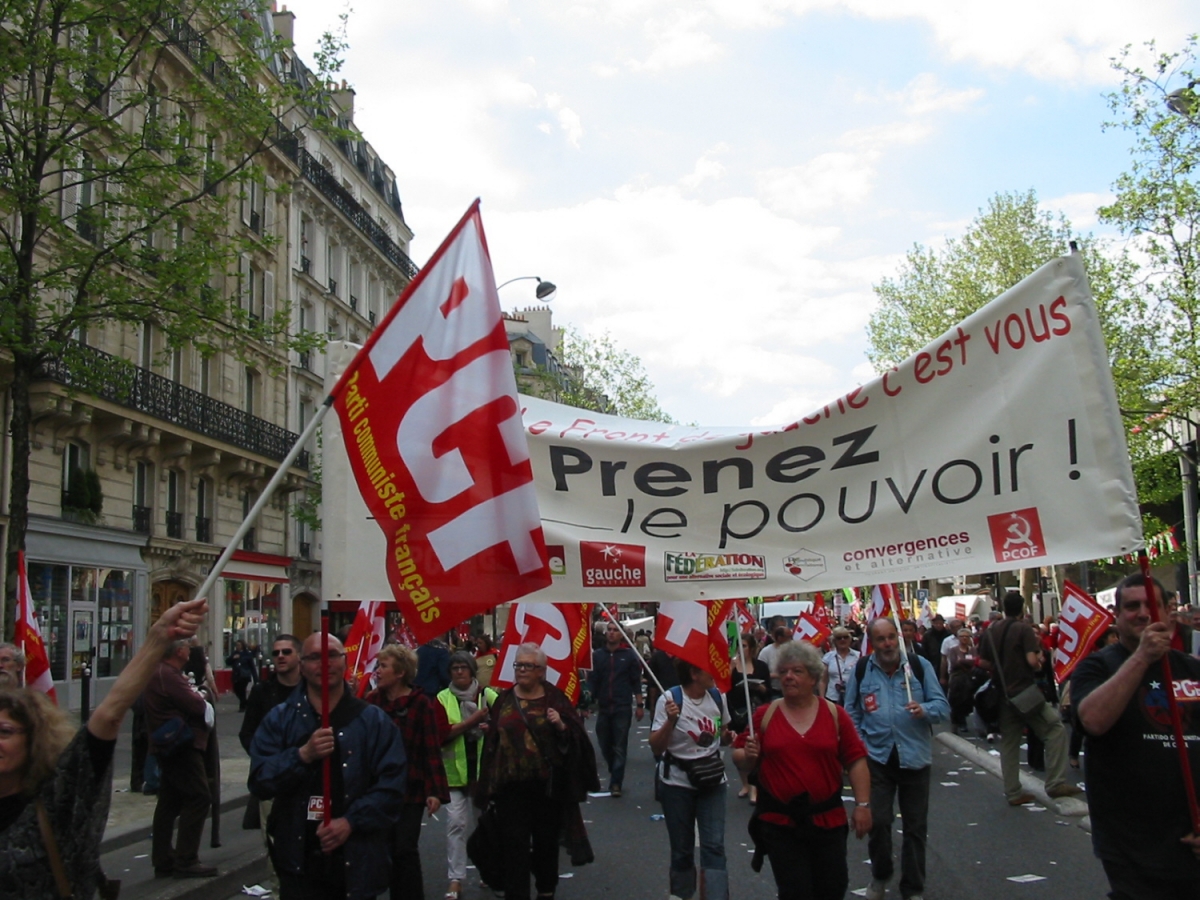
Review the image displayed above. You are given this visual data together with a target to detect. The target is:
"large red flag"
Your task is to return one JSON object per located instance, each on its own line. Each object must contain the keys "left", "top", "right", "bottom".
{"left": 493, "top": 603, "right": 593, "bottom": 703}
{"left": 654, "top": 600, "right": 736, "bottom": 691}
{"left": 1053, "top": 580, "right": 1114, "bottom": 683}
{"left": 332, "top": 201, "right": 551, "bottom": 643}
{"left": 343, "top": 600, "right": 388, "bottom": 697}
{"left": 15, "top": 551, "right": 56, "bottom": 702}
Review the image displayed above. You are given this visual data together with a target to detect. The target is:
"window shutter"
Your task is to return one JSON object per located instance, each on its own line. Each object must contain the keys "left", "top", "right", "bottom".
{"left": 240, "top": 179, "right": 250, "bottom": 226}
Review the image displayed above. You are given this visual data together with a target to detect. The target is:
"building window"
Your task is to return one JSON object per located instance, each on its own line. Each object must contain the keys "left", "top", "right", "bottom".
{"left": 140, "top": 321, "right": 153, "bottom": 369}
{"left": 166, "top": 469, "right": 182, "bottom": 538}
{"left": 133, "top": 461, "right": 152, "bottom": 534}
{"left": 241, "top": 490, "right": 257, "bottom": 551}
{"left": 199, "top": 355, "right": 210, "bottom": 396}
{"left": 195, "top": 476, "right": 212, "bottom": 543}
{"left": 244, "top": 367, "right": 257, "bottom": 416}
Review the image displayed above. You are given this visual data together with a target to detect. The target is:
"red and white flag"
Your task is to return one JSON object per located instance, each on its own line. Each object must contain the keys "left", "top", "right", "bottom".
{"left": 15, "top": 551, "right": 56, "bottom": 702}
{"left": 733, "top": 599, "right": 756, "bottom": 633}
{"left": 343, "top": 600, "right": 388, "bottom": 697}
{"left": 1053, "top": 580, "right": 1114, "bottom": 683}
{"left": 332, "top": 201, "right": 551, "bottom": 643}
{"left": 793, "top": 610, "right": 832, "bottom": 648}
{"left": 494, "top": 603, "right": 593, "bottom": 703}
{"left": 654, "top": 600, "right": 736, "bottom": 692}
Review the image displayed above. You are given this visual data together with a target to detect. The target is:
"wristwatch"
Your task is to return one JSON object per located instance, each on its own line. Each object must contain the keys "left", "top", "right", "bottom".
{"left": 855, "top": 801, "right": 871, "bottom": 808}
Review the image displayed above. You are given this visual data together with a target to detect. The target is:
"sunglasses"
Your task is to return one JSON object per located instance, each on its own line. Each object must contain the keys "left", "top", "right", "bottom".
{"left": 272, "top": 649, "right": 295, "bottom": 657}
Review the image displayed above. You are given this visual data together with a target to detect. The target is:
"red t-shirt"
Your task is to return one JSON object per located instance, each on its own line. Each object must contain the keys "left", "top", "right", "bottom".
{"left": 735, "top": 700, "right": 866, "bottom": 829}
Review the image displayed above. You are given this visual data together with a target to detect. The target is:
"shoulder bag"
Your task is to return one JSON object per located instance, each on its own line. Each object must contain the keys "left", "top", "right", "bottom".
{"left": 36, "top": 799, "right": 120, "bottom": 900}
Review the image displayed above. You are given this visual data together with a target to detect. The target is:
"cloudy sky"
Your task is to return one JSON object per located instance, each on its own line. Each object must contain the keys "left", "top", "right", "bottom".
{"left": 278, "top": 0, "right": 1192, "bottom": 427}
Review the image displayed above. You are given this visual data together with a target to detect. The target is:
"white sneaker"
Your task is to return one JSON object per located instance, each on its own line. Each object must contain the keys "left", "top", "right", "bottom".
{"left": 865, "top": 880, "right": 888, "bottom": 900}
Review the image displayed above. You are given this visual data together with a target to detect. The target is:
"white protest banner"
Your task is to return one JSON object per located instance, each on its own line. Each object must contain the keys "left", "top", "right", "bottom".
{"left": 517, "top": 253, "right": 1139, "bottom": 604}
{"left": 1053, "top": 580, "right": 1114, "bottom": 682}
{"left": 326, "top": 254, "right": 1141, "bottom": 618}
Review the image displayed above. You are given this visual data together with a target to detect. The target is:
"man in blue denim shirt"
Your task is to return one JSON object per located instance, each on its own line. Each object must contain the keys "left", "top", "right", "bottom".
{"left": 846, "top": 618, "right": 948, "bottom": 900}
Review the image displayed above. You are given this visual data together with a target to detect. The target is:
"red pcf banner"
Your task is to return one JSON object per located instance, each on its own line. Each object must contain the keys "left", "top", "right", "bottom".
{"left": 332, "top": 202, "right": 551, "bottom": 643}
{"left": 1053, "top": 580, "right": 1114, "bottom": 683}
{"left": 793, "top": 610, "right": 832, "bottom": 648}
{"left": 493, "top": 603, "right": 593, "bottom": 703}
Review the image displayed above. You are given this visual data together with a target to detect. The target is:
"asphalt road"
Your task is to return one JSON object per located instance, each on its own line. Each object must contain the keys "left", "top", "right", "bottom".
{"left": 212, "top": 719, "right": 1112, "bottom": 900}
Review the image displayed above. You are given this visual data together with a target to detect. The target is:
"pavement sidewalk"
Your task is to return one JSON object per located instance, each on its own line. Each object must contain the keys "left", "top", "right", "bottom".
{"left": 101, "top": 692, "right": 272, "bottom": 900}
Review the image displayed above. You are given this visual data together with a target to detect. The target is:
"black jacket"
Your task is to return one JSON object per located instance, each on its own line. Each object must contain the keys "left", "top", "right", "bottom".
{"left": 239, "top": 675, "right": 301, "bottom": 752}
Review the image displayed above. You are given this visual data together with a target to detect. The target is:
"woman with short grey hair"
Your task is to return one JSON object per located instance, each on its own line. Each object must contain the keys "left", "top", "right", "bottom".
{"left": 775, "top": 640, "right": 825, "bottom": 683}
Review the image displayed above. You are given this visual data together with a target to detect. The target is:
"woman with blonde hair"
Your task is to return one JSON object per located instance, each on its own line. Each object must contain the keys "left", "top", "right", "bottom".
{"left": 367, "top": 643, "right": 450, "bottom": 900}
{"left": 0, "top": 598, "right": 207, "bottom": 898}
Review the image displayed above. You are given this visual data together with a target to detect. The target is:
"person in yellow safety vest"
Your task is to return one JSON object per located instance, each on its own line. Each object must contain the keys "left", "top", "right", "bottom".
{"left": 435, "top": 650, "right": 499, "bottom": 900}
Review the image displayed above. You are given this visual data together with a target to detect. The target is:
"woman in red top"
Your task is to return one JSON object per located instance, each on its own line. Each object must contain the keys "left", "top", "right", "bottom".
{"left": 366, "top": 644, "right": 451, "bottom": 900}
{"left": 734, "top": 641, "right": 872, "bottom": 900}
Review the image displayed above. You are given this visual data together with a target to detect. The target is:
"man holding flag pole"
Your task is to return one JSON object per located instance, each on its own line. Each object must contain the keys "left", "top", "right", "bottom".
{"left": 1073, "top": 570, "right": 1200, "bottom": 898}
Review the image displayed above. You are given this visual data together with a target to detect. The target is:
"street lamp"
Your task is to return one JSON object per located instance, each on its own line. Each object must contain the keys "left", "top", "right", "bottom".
{"left": 496, "top": 275, "right": 556, "bottom": 302}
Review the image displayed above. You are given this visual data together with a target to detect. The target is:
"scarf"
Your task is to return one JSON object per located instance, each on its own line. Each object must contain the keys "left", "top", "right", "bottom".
{"left": 450, "top": 679, "right": 484, "bottom": 741}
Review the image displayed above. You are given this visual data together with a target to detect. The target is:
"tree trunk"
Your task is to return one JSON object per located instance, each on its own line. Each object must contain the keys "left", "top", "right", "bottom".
{"left": 4, "top": 358, "right": 34, "bottom": 640}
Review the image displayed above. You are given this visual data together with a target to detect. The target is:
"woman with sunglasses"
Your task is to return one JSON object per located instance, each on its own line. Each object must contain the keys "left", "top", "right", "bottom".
{"left": 476, "top": 643, "right": 599, "bottom": 900}
{"left": 0, "top": 598, "right": 207, "bottom": 898}
{"left": 820, "top": 627, "right": 860, "bottom": 708}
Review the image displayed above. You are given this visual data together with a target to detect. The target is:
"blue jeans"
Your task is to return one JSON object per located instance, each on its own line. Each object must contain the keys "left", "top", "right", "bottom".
{"left": 595, "top": 705, "right": 633, "bottom": 789}
{"left": 658, "top": 781, "right": 728, "bottom": 900}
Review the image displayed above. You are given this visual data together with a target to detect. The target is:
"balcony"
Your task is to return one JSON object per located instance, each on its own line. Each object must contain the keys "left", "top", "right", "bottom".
{"left": 299, "top": 541, "right": 311, "bottom": 560}
{"left": 300, "top": 255, "right": 311, "bottom": 275}
{"left": 133, "top": 505, "right": 151, "bottom": 534}
{"left": 328, "top": 277, "right": 338, "bottom": 297}
{"left": 296, "top": 148, "right": 418, "bottom": 280}
{"left": 298, "top": 351, "right": 310, "bottom": 371}
{"left": 242, "top": 527, "right": 256, "bottom": 552}
{"left": 36, "top": 341, "right": 309, "bottom": 470}
{"left": 369, "top": 310, "right": 377, "bottom": 326}
{"left": 350, "top": 295, "right": 358, "bottom": 314}
{"left": 249, "top": 210, "right": 261, "bottom": 234}
{"left": 195, "top": 516, "right": 211, "bottom": 543}
{"left": 166, "top": 510, "right": 183, "bottom": 539}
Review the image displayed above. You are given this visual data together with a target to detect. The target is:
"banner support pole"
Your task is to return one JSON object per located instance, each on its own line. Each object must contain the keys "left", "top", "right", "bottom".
{"left": 737, "top": 628, "right": 756, "bottom": 739}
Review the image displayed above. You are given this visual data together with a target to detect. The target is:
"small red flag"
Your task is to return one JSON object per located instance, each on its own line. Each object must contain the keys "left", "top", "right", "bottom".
{"left": 15, "top": 551, "right": 56, "bottom": 702}
{"left": 343, "top": 600, "right": 388, "bottom": 697}
{"left": 1052, "top": 581, "right": 1114, "bottom": 683}
{"left": 793, "top": 610, "right": 832, "bottom": 647}
{"left": 654, "top": 600, "right": 736, "bottom": 691}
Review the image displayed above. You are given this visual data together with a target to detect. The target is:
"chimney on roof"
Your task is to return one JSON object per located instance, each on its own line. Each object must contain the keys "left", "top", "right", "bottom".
{"left": 332, "top": 81, "right": 356, "bottom": 120}
{"left": 272, "top": 5, "right": 295, "bottom": 44}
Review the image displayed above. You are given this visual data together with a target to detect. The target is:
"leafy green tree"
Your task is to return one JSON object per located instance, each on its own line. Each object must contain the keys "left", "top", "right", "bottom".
{"left": 524, "top": 327, "right": 674, "bottom": 423}
{"left": 1099, "top": 36, "right": 1200, "bottom": 458}
{"left": 867, "top": 189, "right": 1153, "bottom": 435}
{"left": 0, "top": 0, "right": 334, "bottom": 622}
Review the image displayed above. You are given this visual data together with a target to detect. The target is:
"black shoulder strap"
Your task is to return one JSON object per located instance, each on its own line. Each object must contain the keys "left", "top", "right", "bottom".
{"left": 854, "top": 654, "right": 869, "bottom": 687}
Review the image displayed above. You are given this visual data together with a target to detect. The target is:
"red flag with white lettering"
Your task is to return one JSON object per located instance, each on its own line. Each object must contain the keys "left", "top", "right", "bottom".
{"left": 331, "top": 201, "right": 551, "bottom": 643}
{"left": 654, "top": 600, "right": 736, "bottom": 691}
{"left": 1053, "top": 580, "right": 1114, "bottom": 683}
{"left": 733, "top": 599, "right": 755, "bottom": 633}
{"left": 343, "top": 600, "right": 388, "bottom": 697}
{"left": 493, "top": 603, "right": 593, "bottom": 703}
{"left": 15, "top": 551, "right": 56, "bottom": 702}
{"left": 793, "top": 610, "right": 832, "bottom": 648}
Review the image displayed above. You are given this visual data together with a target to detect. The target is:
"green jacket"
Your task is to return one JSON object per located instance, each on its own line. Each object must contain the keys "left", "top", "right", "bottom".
{"left": 437, "top": 686, "right": 498, "bottom": 788}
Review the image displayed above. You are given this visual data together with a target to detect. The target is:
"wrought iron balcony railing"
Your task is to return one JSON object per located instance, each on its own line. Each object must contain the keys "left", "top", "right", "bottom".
{"left": 166, "top": 510, "right": 183, "bottom": 538}
{"left": 133, "top": 505, "right": 151, "bottom": 534}
{"left": 296, "top": 148, "right": 418, "bottom": 280}
{"left": 195, "top": 516, "right": 212, "bottom": 543}
{"left": 299, "top": 541, "right": 311, "bottom": 560}
{"left": 242, "top": 527, "right": 256, "bottom": 552}
{"left": 37, "top": 342, "right": 309, "bottom": 470}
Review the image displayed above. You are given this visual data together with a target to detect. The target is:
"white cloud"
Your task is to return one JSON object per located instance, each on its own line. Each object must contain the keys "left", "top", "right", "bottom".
{"left": 1044, "top": 191, "right": 1115, "bottom": 229}
{"left": 680, "top": 145, "right": 728, "bottom": 189}
{"left": 859, "top": 72, "right": 984, "bottom": 115}
{"left": 544, "top": 93, "right": 584, "bottom": 147}
{"left": 626, "top": 10, "right": 726, "bottom": 72}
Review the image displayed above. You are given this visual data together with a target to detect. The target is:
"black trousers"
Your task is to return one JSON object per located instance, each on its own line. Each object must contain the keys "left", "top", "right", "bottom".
{"left": 1101, "top": 857, "right": 1200, "bottom": 900}
{"left": 867, "top": 753, "right": 930, "bottom": 899}
{"left": 151, "top": 747, "right": 210, "bottom": 870}
{"left": 495, "top": 781, "right": 563, "bottom": 900}
{"left": 759, "top": 821, "right": 848, "bottom": 900}
{"left": 390, "top": 802, "right": 427, "bottom": 900}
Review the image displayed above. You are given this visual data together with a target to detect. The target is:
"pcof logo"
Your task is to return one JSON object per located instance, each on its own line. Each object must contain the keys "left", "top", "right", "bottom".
{"left": 782, "top": 548, "right": 826, "bottom": 581}
{"left": 987, "top": 508, "right": 1047, "bottom": 564}
{"left": 546, "top": 545, "right": 567, "bottom": 577}
{"left": 579, "top": 542, "right": 646, "bottom": 588}
{"left": 663, "top": 551, "right": 767, "bottom": 583}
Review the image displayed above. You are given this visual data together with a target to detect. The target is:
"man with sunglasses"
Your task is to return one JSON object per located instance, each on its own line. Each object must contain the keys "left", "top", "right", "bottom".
{"left": 239, "top": 635, "right": 303, "bottom": 753}
{"left": 250, "top": 633, "right": 407, "bottom": 900}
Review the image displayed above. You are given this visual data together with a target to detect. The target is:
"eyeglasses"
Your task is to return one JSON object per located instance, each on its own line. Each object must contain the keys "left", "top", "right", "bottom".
{"left": 512, "top": 662, "right": 542, "bottom": 671}
{"left": 0, "top": 724, "right": 27, "bottom": 740}
{"left": 835, "top": 636, "right": 850, "bottom": 640}
{"left": 449, "top": 665, "right": 472, "bottom": 672}
{"left": 301, "top": 651, "right": 345, "bottom": 663}
{"left": 272, "top": 649, "right": 295, "bottom": 657}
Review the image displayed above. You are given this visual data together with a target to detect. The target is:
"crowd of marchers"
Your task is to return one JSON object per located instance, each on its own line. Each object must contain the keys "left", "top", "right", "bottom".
{"left": 0, "top": 572, "right": 1196, "bottom": 900}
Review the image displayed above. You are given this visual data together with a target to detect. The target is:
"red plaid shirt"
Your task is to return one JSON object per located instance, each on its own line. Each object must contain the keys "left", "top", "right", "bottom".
{"left": 366, "top": 685, "right": 451, "bottom": 805}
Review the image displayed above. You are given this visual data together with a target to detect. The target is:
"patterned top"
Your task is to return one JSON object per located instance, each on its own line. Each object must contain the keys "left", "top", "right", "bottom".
{"left": 365, "top": 686, "right": 450, "bottom": 805}
{"left": 490, "top": 693, "right": 562, "bottom": 787}
{"left": 0, "top": 728, "right": 113, "bottom": 899}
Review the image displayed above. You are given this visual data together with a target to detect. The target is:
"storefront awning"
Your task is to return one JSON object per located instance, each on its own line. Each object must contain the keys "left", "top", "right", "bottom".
{"left": 221, "top": 550, "right": 291, "bottom": 584}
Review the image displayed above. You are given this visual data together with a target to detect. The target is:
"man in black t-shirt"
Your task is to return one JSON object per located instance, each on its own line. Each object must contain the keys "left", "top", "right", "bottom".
{"left": 1073, "top": 572, "right": 1200, "bottom": 899}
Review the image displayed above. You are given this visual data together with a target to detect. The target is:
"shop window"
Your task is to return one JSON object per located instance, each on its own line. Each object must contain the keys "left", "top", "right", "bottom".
{"left": 96, "top": 569, "right": 133, "bottom": 677}
{"left": 223, "top": 579, "right": 280, "bottom": 662}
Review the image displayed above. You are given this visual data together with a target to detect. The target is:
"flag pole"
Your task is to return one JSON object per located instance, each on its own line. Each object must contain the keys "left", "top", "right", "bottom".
{"left": 1138, "top": 554, "right": 1200, "bottom": 832}
{"left": 888, "top": 588, "right": 914, "bottom": 704}
{"left": 192, "top": 395, "right": 334, "bottom": 606}
{"left": 599, "top": 603, "right": 666, "bottom": 695}
{"left": 737, "top": 627, "right": 756, "bottom": 739}
{"left": 320, "top": 609, "right": 332, "bottom": 829}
